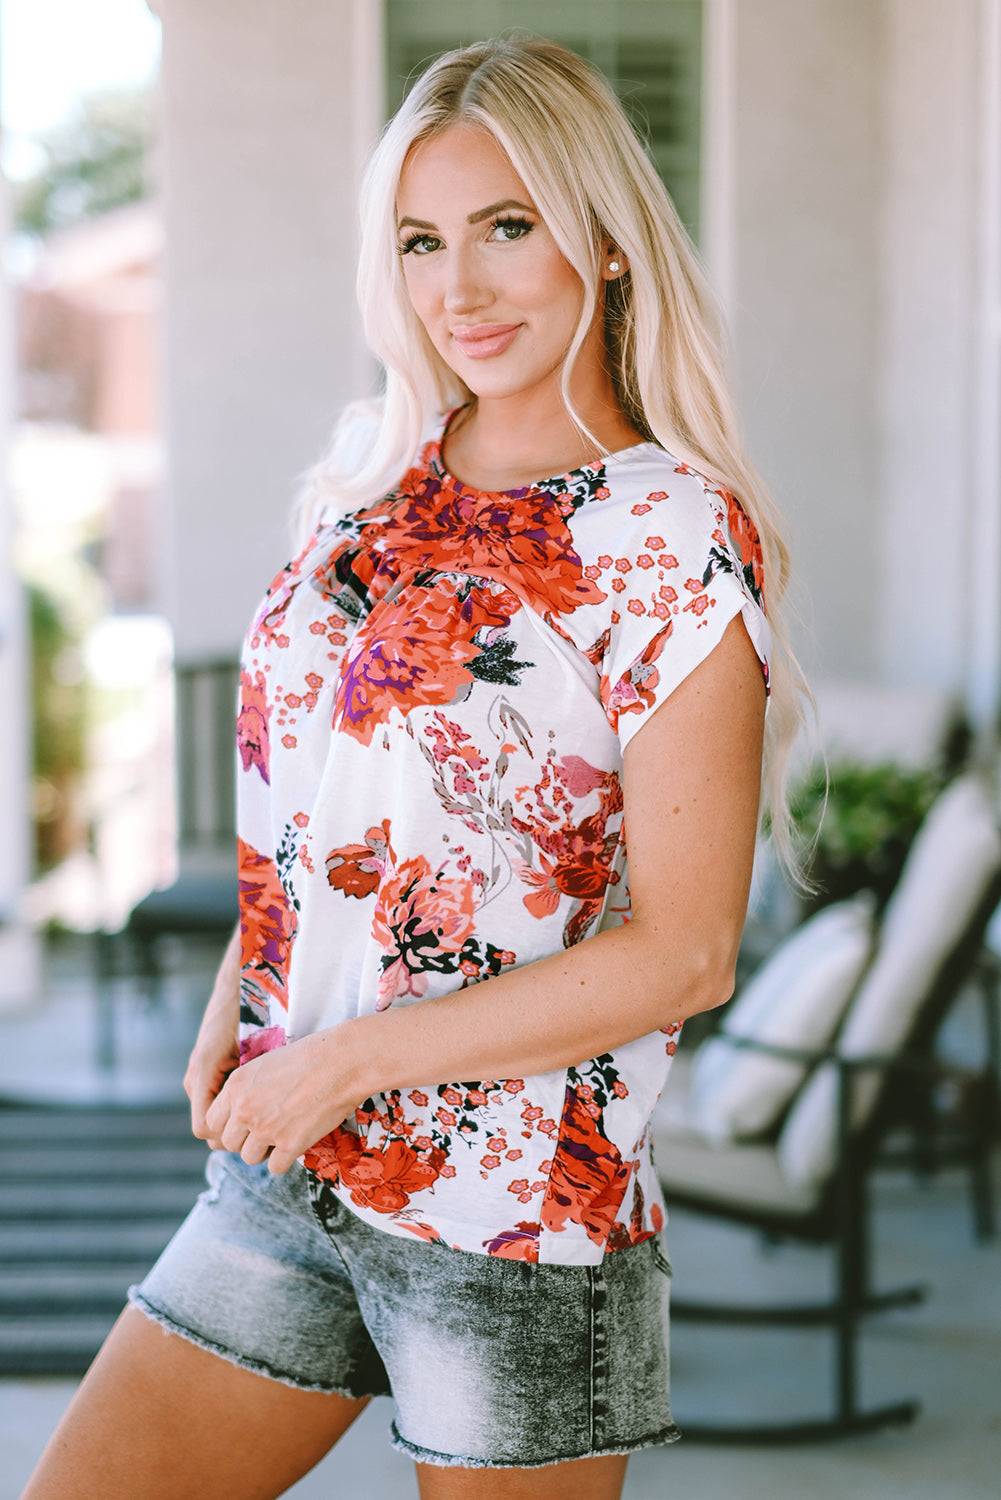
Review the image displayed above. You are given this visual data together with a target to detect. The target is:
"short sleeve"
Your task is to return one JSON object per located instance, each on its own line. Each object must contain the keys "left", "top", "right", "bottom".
{"left": 597, "top": 466, "right": 771, "bottom": 751}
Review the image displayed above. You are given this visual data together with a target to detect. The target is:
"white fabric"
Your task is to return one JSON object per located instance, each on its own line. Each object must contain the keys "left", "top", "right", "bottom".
{"left": 686, "top": 897, "right": 874, "bottom": 1143}
{"left": 651, "top": 1113, "right": 823, "bottom": 1218}
{"left": 236, "top": 418, "right": 771, "bottom": 1264}
{"left": 779, "top": 776, "right": 1001, "bottom": 1189}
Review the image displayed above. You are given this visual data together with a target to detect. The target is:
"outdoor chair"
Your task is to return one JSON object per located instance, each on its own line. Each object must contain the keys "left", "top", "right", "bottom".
{"left": 93, "top": 658, "right": 240, "bottom": 1070}
{"left": 652, "top": 773, "right": 1001, "bottom": 1443}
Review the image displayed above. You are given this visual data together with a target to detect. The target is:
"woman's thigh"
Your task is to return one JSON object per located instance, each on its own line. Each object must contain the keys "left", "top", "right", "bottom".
{"left": 415, "top": 1453, "right": 629, "bottom": 1500}
{"left": 21, "top": 1304, "right": 369, "bottom": 1500}
{"left": 23, "top": 1154, "right": 388, "bottom": 1498}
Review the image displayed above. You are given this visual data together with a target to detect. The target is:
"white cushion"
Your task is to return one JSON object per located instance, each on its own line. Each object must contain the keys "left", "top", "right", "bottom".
{"left": 651, "top": 1112, "right": 823, "bottom": 1218}
{"left": 686, "top": 896, "right": 874, "bottom": 1143}
{"left": 779, "top": 776, "right": 1001, "bottom": 1189}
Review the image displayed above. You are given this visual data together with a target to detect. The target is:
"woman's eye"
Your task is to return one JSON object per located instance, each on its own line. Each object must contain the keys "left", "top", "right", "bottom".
{"left": 399, "top": 233, "right": 442, "bottom": 256}
{"left": 490, "top": 217, "right": 533, "bottom": 243}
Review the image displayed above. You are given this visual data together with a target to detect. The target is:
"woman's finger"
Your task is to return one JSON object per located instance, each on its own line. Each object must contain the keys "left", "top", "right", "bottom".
{"left": 187, "top": 1046, "right": 238, "bottom": 1140}
{"left": 188, "top": 1074, "right": 218, "bottom": 1140}
{"left": 219, "top": 1112, "right": 251, "bottom": 1152}
{"left": 204, "top": 1089, "right": 232, "bottom": 1141}
{"left": 266, "top": 1146, "right": 298, "bottom": 1176}
{"left": 240, "top": 1137, "right": 273, "bottom": 1167}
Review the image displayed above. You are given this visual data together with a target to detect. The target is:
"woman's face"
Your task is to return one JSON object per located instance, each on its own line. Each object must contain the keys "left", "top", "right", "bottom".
{"left": 395, "top": 124, "right": 607, "bottom": 410}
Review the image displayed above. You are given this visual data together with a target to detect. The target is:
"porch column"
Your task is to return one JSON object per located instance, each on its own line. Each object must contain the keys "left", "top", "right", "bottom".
{"left": 876, "top": 0, "right": 986, "bottom": 707}
{"left": 153, "top": 0, "right": 383, "bottom": 659}
{"left": 727, "top": 0, "right": 883, "bottom": 682}
{"left": 0, "top": 28, "right": 41, "bottom": 1007}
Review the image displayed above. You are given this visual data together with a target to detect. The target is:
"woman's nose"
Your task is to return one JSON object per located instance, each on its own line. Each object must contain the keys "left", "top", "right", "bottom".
{"left": 442, "top": 249, "right": 492, "bottom": 315}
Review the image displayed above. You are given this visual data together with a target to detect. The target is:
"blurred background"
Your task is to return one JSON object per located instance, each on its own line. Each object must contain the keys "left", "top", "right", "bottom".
{"left": 2, "top": 0, "right": 1000, "bottom": 1015}
{"left": 1, "top": 2, "right": 1000, "bottom": 1496}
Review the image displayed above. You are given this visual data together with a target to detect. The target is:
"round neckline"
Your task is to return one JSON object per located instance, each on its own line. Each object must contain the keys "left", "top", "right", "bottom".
{"left": 430, "top": 409, "right": 655, "bottom": 500}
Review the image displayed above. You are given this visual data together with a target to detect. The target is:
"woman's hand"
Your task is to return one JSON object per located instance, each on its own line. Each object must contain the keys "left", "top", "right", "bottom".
{"left": 184, "top": 927, "right": 241, "bottom": 1148}
{"left": 203, "top": 1026, "right": 364, "bottom": 1176}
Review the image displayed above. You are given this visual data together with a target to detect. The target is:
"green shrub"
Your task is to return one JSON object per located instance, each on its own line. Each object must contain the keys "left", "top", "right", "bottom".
{"left": 790, "top": 759, "right": 944, "bottom": 911}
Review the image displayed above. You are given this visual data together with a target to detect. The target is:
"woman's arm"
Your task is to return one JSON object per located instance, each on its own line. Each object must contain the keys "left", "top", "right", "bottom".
{"left": 184, "top": 923, "right": 241, "bottom": 1147}
{"left": 206, "top": 616, "right": 766, "bottom": 1172}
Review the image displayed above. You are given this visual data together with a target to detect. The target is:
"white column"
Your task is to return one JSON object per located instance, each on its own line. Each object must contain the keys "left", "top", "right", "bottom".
{"left": 968, "top": 0, "right": 1001, "bottom": 738}
{"left": 876, "top": 0, "right": 982, "bottom": 696}
{"left": 701, "top": 0, "right": 737, "bottom": 319}
{"left": 0, "top": 24, "right": 41, "bottom": 1007}
{"left": 729, "top": 0, "right": 883, "bottom": 681}
{"left": 154, "top": 0, "right": 383, "bottom": 660}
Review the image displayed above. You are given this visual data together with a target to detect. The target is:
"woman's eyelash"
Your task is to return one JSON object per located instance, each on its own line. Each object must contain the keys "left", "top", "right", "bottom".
{"left": 398, "top": 232, "right": 439, "bottom": 256}
{"left": 491, "top": 215, "right": 533, "bottom": 239}
{"left": 397, "top": 216, "right": 535, "bottom": 256}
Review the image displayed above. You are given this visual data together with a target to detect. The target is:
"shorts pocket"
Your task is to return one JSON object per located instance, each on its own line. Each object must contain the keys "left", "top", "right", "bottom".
{"left": 198, "top": 1149, "right": 229, "bottom": 1204}
{"left": 651, "top": 1240, "right": 672, "bottom": 1278}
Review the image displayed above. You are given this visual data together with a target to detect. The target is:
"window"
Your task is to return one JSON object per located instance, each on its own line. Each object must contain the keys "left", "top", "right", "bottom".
{"left": 386, "top": 0, "right": 703, "bottom": 242}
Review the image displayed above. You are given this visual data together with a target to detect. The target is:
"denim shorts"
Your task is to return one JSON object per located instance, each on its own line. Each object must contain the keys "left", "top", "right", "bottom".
{"left": 130, "top": 1151, "right": 680, "bottom": 1470}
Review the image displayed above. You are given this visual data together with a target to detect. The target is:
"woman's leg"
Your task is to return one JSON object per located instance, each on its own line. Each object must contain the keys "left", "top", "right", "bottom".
{"left": 414, "top": 1454, "right": 628, "bottom": 1500}
{"left": 22, "top": 1305, "right": 370, "bottom": 1500}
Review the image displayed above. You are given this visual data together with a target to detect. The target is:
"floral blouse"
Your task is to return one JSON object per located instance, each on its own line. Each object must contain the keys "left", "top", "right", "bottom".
{"left": 235, "top": 415, "right": 770, "bottom": 1266}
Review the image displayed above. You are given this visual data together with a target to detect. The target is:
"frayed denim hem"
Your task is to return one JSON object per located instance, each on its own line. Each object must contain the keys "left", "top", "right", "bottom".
{"left": 126, "top": 1286, "right": 375, "bottom": 1401}
{"left": 389, "top": 1420, "right": 683, "bottom": 1470}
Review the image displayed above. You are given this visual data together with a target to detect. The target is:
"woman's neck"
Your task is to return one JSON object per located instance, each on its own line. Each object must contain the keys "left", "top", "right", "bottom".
{"left": 442, "top": 385, "right": 643, "bottom": 493}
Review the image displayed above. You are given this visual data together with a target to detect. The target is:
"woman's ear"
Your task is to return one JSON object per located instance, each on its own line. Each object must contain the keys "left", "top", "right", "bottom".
{"left": 600, "top": 243, "right": 629, "bottom": 280}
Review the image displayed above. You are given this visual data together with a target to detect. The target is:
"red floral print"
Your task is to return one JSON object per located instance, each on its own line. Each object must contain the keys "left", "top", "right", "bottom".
{"left": 601, "top": 626, "right": 671, "bottom": 730}
{"left": 722, "top": 488, "right": 766, "bottom": 600}
{"left": 377, "top": 460, "right": 607, "bottom": 618}
{"left": 237, "top": 420, "right": 770, "bottom": 1264}
{"left": 371, "top": 853, "right": 477, "bottom": 1007}
{"left": 237, "top": 669, "right": 270, "bottom": 784}
{"left": 541, "top": 1086, "right": 633, "bottom": 1246}
{"left": 325, "top": 820, "right": 392, "bottom": 899}
{"left": 304, "top": 1129, "right": 446, "bottom": 1214}
{"left": 333, "top": 576, "right": 513, "bottom": 746}
{"left": 238, "top": 839, "right": 297, "bottom": 1013}
{"left": 482, "top": 1221, "right": 541, "bottom": 1262}
{"left": 239, "top": 1024, "right": 286, "bottom": 1063}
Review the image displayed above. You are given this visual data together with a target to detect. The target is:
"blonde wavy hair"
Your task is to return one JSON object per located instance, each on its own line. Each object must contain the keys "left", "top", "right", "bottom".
{"left": 302, "top": 35, "right": 808, "bottom": 872}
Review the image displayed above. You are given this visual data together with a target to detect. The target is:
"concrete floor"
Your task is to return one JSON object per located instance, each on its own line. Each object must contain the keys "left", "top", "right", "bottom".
{"left": 2, "top": 942, "right": 1001, "bottom": 1497}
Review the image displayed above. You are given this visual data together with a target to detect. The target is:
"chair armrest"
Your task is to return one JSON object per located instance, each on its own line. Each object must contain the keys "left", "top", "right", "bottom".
{"left": 705, "top": 1033, "right": 834, "bottom": 1066}
{"left": 707, "top": 1030, "right": 982, "bottom": 1082}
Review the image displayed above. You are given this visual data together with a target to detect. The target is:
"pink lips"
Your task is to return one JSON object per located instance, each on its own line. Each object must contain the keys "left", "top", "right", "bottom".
{"left": 450, "top": 323, "right": 521, "bottom": 359}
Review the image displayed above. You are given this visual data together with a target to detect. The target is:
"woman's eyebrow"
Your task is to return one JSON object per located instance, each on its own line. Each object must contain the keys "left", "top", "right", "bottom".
{"left": 467, "top": 198, "right": 535, "bottom": 224}
{"left": 397, "top": 198, "right": 535, "bottom": 232}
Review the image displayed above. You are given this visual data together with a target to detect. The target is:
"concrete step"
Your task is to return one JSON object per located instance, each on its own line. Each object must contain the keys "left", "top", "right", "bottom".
{"left": 0, "top": 1316, "right": 121, "bottom": 1375}
{"left": 0, "top": 1106, "right": 193, "bottom": 1144}
{"left": 0, "top": 1266, "right": 144, "bottom": 1315}
{"left": 0, "top": 1179, "right": 204, "bottom": 1220}
{"left": 0, "top": 1219, "right": 183, "bottom": 1264}
{"left": 0, "top": 1144, "right": 207, "bottom": 1181}
{"left": 0, "top": 1102, "right": 203, "bottom": 1372}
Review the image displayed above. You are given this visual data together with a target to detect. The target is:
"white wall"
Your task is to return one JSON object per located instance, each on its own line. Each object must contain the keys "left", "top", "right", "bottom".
{"left": 157, "top": 0, "right": 382, "bottom": 658}
{"left": 729, "top": 0, "right": 883, "bottom": 680}
{"left": 876, "top": 0, "right": 984, "bottom": 697}
{"left": 726, "top": 0, "right": 998, "bottom": 718}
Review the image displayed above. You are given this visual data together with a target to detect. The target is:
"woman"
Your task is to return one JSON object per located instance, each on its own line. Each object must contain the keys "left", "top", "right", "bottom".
{"left": 25, "top": 36, "right": 802, "bottom": 1500}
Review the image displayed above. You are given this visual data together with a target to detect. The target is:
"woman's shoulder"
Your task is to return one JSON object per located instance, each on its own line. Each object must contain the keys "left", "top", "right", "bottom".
{"left": 563, "top": 442, "right": 768, "bottom": 628}
{"left": 572, "top": 441, "right": 746, "bottom": 549}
